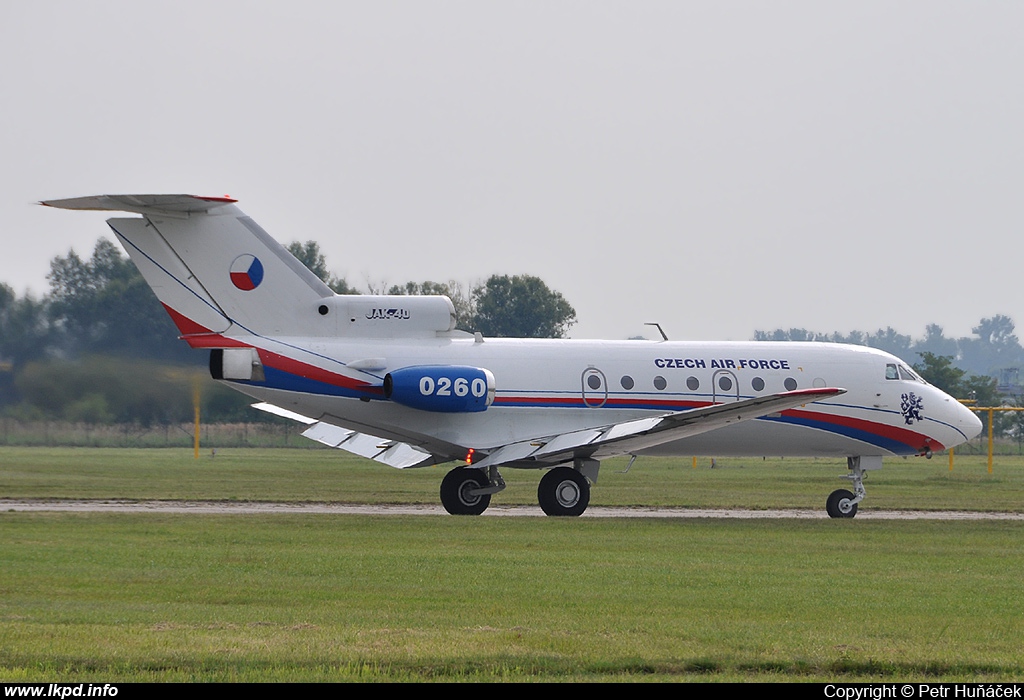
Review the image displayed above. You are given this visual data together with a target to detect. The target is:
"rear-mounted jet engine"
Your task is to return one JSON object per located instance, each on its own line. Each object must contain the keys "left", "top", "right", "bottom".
{"left": 384, "top": 366, "right": 495, "bottom": 413}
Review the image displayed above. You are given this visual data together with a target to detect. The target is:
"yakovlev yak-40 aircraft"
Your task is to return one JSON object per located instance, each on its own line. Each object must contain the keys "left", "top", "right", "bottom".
{"left": 43, "top": 194, "right": 983, "bottom": 517}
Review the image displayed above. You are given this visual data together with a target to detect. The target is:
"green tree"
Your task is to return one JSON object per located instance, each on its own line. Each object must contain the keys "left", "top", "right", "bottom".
{"left": 914, "top": 324, "right": 959, "bottom": 359}
{"left": 912, "top": 352, "right": 967, "bottom": 397}
{"left": 471, "top": 274, "right": 576, "bottom": 338}
{"left": 14, "top": 356, "right": 194, "bottom": 425}
{"left": 0, "top": 284, "right": 51, "bottom": 368}
{"left": 972, "top": 314, "right": 1018, "bottom": 349}
{"left": 865, "top": 327, "right": 913, "bottom": 359}
{"left": 286, "top": 240, "right": 358, "bottom": 294}
{"left": 387, "top": 280, "right": 474, "bottom": 330}
{"left": 47, "top": 239, "right": 192, "bottom": 362}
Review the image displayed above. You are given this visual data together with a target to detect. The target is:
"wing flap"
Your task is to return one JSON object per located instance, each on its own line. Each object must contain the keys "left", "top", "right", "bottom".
{"left": 529, "top": 428, "right": 604, "bottom": 458}
{"left": 252, "top": 389, "right": 842, "bottom": 472}
{"left": 253, "top": 402, "right": 436, "bottom": 469}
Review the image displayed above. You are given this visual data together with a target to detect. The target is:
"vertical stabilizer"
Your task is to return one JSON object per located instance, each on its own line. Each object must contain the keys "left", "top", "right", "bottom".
{"left": 42, "top": 195, "right": 334, "bottom": 342}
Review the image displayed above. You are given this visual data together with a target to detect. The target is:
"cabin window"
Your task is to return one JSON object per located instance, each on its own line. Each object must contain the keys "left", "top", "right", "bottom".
{"left": 653, "top": 376, "right": 667, "bottom": 390}
{"left": 620, "top": 375, "right": 634, "bottom": 390}
{"left": 587, "top": 374, "right": 602, "bottom": 390}
{"left": 784, "top": 377, "right": 798, "bottom": 391}
{"left": 686, "top": 376, "right": 700, "bottom": 391}
{"left": 718, "top": 376, "right": 733, "bottom": 391}
{"left": 751, "top": 377, "right": 765, "bottom": 392}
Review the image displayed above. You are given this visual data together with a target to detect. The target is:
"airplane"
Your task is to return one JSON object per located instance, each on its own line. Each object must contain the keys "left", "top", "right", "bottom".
{"left": 42, "top": 194, "right": 984, "bottom": 518}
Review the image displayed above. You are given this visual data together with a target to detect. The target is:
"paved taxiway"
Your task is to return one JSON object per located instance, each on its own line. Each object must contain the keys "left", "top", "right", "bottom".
{"left": 3, "top": 500, "right": 1023, "bottom": 519}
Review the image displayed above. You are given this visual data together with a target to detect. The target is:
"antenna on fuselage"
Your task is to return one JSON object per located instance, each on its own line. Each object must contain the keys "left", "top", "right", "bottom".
{"left": 645, "top": 322, "right": 668, "bottom": 341}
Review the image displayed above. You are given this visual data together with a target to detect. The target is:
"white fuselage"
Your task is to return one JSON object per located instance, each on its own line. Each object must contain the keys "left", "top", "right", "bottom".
{"left": 226, "top": 335, "right": 981, "bottom": 462}
{"left": 41, "top": 194, "right": 987, "bottom": 516}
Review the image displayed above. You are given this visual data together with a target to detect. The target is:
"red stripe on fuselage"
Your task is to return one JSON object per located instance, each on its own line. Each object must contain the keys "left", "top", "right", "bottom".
{"left": 160, "top": 304, "right": 249, "bottom": 348}
{"left": 494, "top": 394, "right": 939, "bottom": 452}
{"left": 781, "top": 406, "right": 937, "bottom": 449}
{"left": 255, "top": 348, "right": 382, "bottom": 395}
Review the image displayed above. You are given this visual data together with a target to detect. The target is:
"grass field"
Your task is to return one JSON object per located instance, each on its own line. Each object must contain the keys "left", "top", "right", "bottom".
{"left": 4, "top": 446, "right": 1024, "bottom": 511}
{"left": 2, "top": 447, "right": 1023, "bottom": 682}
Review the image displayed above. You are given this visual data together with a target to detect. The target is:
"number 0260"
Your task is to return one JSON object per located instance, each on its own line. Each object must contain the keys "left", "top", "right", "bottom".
{"left": 419, "top": 376, "right": 488, "bottom": 398}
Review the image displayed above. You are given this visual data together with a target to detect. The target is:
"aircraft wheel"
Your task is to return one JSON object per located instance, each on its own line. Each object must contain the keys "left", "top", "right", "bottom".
{"left": 440, "top": 467, "right": 491, "bottom": 515}
{"left": 538, "top": 467, "right": 590, "bottom": 517}
{"left": 826, "top": 488, "right": 858, "bottom": 519}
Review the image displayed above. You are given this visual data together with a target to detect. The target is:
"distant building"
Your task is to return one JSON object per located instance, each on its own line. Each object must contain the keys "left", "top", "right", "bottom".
{"left": 997, "top": 367, "right": 1022, "bottom": 398}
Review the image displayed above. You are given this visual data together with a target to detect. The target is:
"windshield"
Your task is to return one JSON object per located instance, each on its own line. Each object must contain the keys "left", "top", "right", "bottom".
{"left": 886, "top": 363, "right": 925, "bottom": 384}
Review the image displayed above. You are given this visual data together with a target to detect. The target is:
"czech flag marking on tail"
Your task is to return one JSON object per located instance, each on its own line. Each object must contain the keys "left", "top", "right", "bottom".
{"left": 230, "top": 254, "right": 264, "bottom": 291}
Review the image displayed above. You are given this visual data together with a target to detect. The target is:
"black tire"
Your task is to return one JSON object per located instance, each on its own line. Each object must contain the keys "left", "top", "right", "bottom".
{"left": 538, "top": 467, "right": 590, "bottom": 517}
{"left": 440, "top": 467, "right": 491, "bottom": 515}
{"left": 826, "top": 488, "right": 858, "bottom": 519}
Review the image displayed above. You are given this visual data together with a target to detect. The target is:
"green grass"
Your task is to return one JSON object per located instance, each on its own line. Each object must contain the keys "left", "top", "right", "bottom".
{"left": 1, "top": 448, "right": 1023, "bottom": 681}
{"left": 2, "top": 446, "right": 1024, "bottom": 512}
{"left": 2, "top": 514, "right": 1023, "bottom": 681}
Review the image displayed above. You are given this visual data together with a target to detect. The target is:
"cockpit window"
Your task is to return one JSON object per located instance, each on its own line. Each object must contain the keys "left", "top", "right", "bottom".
{"left": 886, "top": 362, "right": 923, "bottom": 383}
{"left": 898, "top": 365, "right": 920, "bottom": 382}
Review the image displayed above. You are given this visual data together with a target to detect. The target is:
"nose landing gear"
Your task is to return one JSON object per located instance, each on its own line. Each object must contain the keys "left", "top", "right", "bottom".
{"left": 826, "top": 488, "right": 858, "bottom": 518}
{"left": 826, "top": 456, "right": 882, "bottom": 519}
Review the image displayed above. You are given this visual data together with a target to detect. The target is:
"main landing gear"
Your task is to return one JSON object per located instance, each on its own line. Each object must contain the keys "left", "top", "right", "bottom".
{"left": 826, "top": 456, "right": 882, "bottom": 519}
{"left": 537, "top": 467, "right": 590, "bottom": 517}
{"left": 439, "top": 466, "right": 505, "bottom": 515}
{"left": 439, "top": 460, "right": 598, "bottom": 516}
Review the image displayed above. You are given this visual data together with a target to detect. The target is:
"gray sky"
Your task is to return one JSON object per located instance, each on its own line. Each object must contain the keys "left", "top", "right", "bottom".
{"left": 3, "top": 2, "right": 1022, "bottom": 342}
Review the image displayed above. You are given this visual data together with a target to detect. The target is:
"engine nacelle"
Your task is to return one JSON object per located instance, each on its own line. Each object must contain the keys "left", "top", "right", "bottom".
{"left": 383, "top": 365, "right": 496, "bottom": 413}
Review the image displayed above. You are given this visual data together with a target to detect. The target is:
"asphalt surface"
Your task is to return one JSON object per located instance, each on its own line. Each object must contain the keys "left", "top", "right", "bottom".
{"left": 4, "top": 500, "right": 1024, "bottom": 519}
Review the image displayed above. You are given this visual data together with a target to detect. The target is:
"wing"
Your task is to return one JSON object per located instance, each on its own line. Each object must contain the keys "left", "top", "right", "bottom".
{"left": 252, "top": 402, "right": 443, "bottom": 469}
{"left": 253, "top": 387, "right": 844, "bottom": 471}
{"left": 468, "top": 387, "right": 845, "bottom": 468}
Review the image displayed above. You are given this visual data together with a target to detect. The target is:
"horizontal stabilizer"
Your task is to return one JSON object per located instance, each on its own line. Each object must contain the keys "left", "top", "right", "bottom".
{"left": 41, "top": 194, "right": 237, "bottom": 217}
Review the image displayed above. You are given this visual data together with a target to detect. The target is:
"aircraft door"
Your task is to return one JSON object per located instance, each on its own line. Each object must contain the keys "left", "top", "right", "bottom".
{"left": 712, "top": 369, "right": 740, "bottom": 403}
{"left": 581, "top": 368, "right": 608, "bottom": 408}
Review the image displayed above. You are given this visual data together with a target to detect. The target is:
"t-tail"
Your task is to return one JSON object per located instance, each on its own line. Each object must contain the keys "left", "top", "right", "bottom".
{"left": 40, "top": 195, "right": 456, "bottom": 346}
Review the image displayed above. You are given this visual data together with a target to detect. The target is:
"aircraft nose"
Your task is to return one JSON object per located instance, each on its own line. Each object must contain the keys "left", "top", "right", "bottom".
{"left": 958, "top": 402, "right": 983, "bottom": 441}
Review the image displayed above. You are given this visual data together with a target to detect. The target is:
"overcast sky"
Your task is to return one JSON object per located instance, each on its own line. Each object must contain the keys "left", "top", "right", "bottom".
{"left": 2, "top": 2, "right": 1022, "bottom": 342}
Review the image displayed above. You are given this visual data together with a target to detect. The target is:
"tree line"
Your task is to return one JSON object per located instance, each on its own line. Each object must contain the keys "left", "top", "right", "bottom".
{"left": 3, "top": 234, "right": 1022, "bottom": 435}
{"left": 754, "top": 321, "right": 1024, "bottom": 442}
{"left": 0, "top": 237, "right": 576, "bottom": 424}
{"left": 754, "top": 317, "right": 1023, "bottom": 381}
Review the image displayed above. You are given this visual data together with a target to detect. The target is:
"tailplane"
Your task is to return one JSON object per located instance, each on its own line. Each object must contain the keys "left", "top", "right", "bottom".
{"left": 43, "top": 195, "right": 333, "bottom": 343}
{"left": 43, "top": 195, "right": 458, "bottom": 345}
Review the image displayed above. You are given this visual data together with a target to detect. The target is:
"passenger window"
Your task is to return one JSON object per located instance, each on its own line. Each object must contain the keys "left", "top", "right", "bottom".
{"left": 751, "top": 377, "right": 765, "bottom": 392}
{"left": 885, "top": 364, "right": 899, "bottom": 380}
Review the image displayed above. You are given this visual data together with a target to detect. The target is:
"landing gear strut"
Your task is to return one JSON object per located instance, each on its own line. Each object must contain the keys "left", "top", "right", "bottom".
{"left": 826, "top": 456, "right": 880, "bottom": 519}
